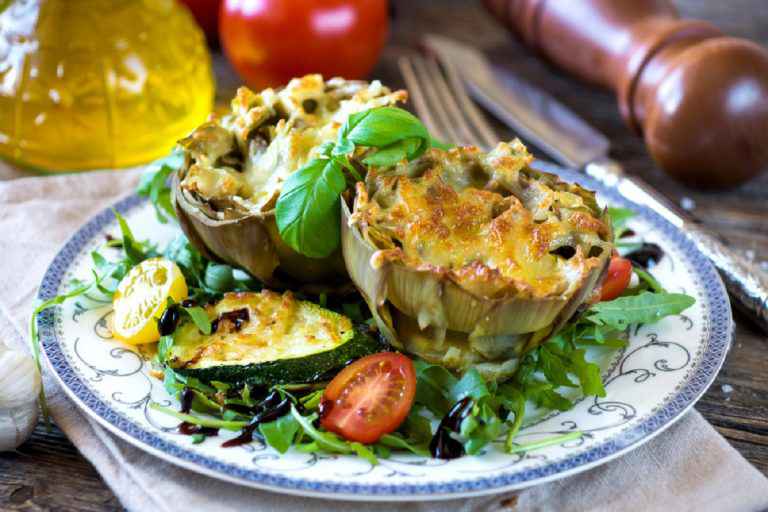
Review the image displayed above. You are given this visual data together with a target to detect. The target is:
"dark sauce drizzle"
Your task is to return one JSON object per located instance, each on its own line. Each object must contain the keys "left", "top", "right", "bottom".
{"left": 625, "top": 242, "right": 665, "bottom": 269}
{"left": 221, "top": 393, "right": 292, "bottom": 448}
{"left": 429, "top": 397, "right": 474, "bottom": 460}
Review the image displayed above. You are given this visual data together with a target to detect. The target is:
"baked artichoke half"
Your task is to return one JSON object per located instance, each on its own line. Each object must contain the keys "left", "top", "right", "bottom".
{"left": 174, "top": 75, "right": 406, "bottom": 285}
{"left": 342, "top": 140, "right": 613, "bottom": 380}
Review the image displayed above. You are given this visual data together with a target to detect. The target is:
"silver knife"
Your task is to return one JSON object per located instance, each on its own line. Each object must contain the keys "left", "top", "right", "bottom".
{"left": 423, "top": 34, "right": 768, "bottom": 332}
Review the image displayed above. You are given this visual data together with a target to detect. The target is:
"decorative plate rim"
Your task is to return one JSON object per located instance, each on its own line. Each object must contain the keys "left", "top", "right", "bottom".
{"left": 37, "top": 163, "right": 733, "bottom": 500}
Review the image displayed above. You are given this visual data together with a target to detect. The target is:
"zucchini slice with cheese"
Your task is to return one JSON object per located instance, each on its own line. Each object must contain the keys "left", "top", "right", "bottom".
{"left": 167, "top": 290, "right": 382, "bottom": 386}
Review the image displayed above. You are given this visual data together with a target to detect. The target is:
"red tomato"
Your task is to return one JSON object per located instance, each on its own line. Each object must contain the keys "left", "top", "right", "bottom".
{"left": 220, "top": 0, "right": 389, "bottom": 90}
{"left": 600, "top": 256, "right": 633, "bottom": 301}
{"left": 320, "top": 352, "right": 416, "bottom": 444}
{"left": 179, "top": 0, "right": 221, "bottom": 43}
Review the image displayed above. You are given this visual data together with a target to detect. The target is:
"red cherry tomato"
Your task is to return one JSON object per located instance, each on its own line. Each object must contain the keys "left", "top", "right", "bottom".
{"left": 600, "top": 256, "right": 633, "bottom": 301}
{"left": 179, "top": 0, "right": 221, "bottom": 43}
{"left": 220, "top": 0, "right": 389, "bottom": 90}
{"left": 320, "top": 352, "right": 416, "bottom": 444}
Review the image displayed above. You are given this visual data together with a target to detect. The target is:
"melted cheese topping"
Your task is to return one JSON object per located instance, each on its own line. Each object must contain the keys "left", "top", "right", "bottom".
{"left": 180, "top": 75, "right": 407, "bottom": 212}
{"left": 170, "top": 290, "right": 353, "bottom": 369}
{"left": 352, "top": 141, "right": 610, "bottom": 299}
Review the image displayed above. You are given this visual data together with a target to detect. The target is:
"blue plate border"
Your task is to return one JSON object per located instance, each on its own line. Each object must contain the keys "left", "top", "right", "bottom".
{"left": 37, "top": 164, "right": 732, "bottom": 499}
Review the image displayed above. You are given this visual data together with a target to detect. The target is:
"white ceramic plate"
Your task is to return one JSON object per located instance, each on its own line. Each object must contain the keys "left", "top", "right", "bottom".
{"left": 37, "top": 163, "right": 732, "bottom": 501}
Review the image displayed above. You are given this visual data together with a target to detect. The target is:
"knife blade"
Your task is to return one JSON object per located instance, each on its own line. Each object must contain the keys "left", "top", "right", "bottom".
{"left": 423, "top": 34, "right": 768, "bottom": 332}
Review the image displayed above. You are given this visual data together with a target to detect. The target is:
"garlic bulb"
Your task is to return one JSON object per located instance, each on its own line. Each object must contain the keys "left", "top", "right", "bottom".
{"left": 0, "top": 341, "right": 41, "bottom": 451}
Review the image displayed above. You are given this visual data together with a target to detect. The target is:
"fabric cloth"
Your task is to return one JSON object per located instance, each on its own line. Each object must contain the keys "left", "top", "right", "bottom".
{"left": 1, "top": 168, "right": 767, "bottom": 512}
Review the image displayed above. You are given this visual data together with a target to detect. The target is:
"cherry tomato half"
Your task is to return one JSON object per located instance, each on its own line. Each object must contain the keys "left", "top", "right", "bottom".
{"left": 320, "top": 352, "right": 416, "bottom": 444}
{"left": 220, "top": 0, "right": 389, "bottom": 90}
{"left": 600, "top": 255, "right": 633, "bottom": 301}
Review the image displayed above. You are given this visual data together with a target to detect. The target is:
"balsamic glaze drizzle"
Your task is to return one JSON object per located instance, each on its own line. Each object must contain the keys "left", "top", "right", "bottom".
{"left": 625, "top": 242, "right": 665, "bottom": 269}
{"left": 429, "top": 397, "right": 474, "bottom": 460}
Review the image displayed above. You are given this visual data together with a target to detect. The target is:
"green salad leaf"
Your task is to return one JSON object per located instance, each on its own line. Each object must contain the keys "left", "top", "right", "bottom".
{"left": 587, "top": 292, "right": 695, "bottom": 330}
{"left": 137, "top": 150, "right": 183, "bottom": 224}
{"left": 259, "top": 414, "right": 301, "bottom": 454}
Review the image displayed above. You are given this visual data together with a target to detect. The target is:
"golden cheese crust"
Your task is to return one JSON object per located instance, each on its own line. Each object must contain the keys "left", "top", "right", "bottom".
{"left": 351, "top": 140, "right": 611, "bottom": 300}
{"left": 169, "top": 290, "right": 353, "bottom": 370}
{"left": 179, "top": 75, "right": 407, "bottom": 213}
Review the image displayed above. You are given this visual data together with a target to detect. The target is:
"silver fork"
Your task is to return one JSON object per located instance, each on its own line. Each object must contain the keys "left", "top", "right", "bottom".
{"left": 398, "top": 53, "right": 498, "bottom": 149}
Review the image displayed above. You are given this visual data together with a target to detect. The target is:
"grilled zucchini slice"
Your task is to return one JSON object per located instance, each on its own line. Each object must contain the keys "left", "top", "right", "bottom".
{"left": 166, "top": 290, "right": 382, "bottom": 386}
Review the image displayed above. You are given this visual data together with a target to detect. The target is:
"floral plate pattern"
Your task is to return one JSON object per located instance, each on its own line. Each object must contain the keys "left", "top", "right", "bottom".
{"left": 37, "top": 162, "right": 732, "bottom": 501}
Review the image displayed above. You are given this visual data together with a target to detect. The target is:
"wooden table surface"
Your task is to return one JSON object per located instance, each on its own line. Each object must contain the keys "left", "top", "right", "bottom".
{"left": 1, "top": 1, "right": 767, "bottom": 510}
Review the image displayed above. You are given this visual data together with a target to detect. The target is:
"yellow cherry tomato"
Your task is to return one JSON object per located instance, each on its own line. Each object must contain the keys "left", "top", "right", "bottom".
{"left": 112, "top": 258, "right": 188, "bottom": 345}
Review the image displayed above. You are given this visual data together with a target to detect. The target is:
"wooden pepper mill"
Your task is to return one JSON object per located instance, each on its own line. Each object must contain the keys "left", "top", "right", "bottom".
{"left": 484, "top": 0, "right": 768, "bottom": 188}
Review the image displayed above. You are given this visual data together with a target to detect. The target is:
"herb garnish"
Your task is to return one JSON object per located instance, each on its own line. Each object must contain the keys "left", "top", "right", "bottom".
{"left": 275, "top": 107, "right": 433, "bottom": 258}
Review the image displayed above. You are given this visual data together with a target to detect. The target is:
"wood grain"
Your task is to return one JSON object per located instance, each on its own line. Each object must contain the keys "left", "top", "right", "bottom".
{"left": 1, "top": 1, "right": 766, "bottom": 510}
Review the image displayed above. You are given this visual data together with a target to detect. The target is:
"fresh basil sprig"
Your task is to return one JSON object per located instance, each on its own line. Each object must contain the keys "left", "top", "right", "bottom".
{"left": 276, "top": 107, "right": 434, "bottom": 258}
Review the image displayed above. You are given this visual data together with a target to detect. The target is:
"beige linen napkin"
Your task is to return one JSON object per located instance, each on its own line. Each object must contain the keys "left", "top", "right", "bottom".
{"left": 1, "top": 169, "right": 767, "bottom": 512}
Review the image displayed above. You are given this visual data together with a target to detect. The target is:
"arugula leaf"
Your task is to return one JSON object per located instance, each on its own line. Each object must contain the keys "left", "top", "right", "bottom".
{"left": 587, "top": 291, "right": 695, "bottom": 330}
{"left": 632, "top": 266, "right": 665, "bottom": 294}
{"left": 568, "top": 348, "right": 605, "bottom": 397}
{"left": 137, "top": 150, "right": 183, "bottom": 223}
{"left": 413, "top": 360, "right": 458, "bottom": 416}
{"left": 149, "top": 403, "right": 247, "bottom": 431}
{"left": 506, "top": 430, "right": 583, "bottom": 454}
{"left": 182, "top": 305, "right": 211, "bottom": 335}
{"left": 290, "top": 406, "right": 361, "bottom": 455}
{"left": 460, "top": 399, "right": 504, "bottom": 455}
{"left": 608, "top": 206, "right": 635, "bottom": 239}
{"left": 113, "top": 210, "right": 149, "bottom": 264}
{"left": 260, "top": 414, "right": 300, "bottom": 454}
{"left": 450, "top": 368, "right": 490, "bottom": 403}
{"left": 538, "top": 345, "right": 577, "bottom": 388}
{"left": 378, "top": 433, "right": 430, "bottom": 457}
{"left": 157, "top": 335, "right": 174, "bottom": 363}
{"left": 275, "top": 158, "right": 346, "bottom": 258}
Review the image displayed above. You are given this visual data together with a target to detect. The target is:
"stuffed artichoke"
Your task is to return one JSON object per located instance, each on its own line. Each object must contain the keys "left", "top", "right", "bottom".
{"left": 174, "top": 75, "right": 406, "bottom": 285}
{"left": 342, "top": 140, "right": 613, "bottom": 380}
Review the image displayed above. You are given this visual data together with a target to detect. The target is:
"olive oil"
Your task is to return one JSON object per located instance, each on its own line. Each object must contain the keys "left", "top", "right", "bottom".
{"left": 0, "top": 0, "right": 214, "bottom": 172}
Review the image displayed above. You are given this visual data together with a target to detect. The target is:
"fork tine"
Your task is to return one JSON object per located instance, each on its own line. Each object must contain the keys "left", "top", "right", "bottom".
{"left": 422, "top": 57, "right": 484, "bottom": 147}
{"left": 435, "top": 56, "right": 499, "bottom": 149}
{"left": 410, "top": 55, "right": 463, "bottom": 144}
{"left": 397, "top": 56, "right": 448, "bottom": 143}
{"left": 399, "top": 54, "right": 499, "bottom": 150}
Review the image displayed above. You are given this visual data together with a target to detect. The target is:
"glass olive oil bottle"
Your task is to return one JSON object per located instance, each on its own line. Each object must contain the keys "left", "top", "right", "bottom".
{"left": 0, "top": 0, "right": 214, "bottom": 172}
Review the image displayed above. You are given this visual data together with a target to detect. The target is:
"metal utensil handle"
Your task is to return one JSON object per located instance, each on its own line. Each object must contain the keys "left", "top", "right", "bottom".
{"left": 586, "top": 158, "right": 768, "bottom": 332}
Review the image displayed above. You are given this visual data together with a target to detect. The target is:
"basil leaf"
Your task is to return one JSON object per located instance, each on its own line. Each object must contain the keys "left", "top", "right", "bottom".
{"left": 338, "top": 107, "right": 430, "bottom": 164}
{"left": 259, "top": 414, "right": 300, "bottom": 454}
{"left": 587, "top": 291, "right": 695, "bottom": 330}
{"left": 275, "top": 158, "right": 346, "bottom": 258}
{"left": 362, "top": 138, "right": 421, "bottom": 167}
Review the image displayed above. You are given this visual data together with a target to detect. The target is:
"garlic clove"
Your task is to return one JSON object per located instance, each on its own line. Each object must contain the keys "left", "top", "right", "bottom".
{"left": 0, "top": 344, "right": 41, "bottom": 409}
{"left": 0, "top": 402, "right": 38, "bottom": 451}
{"left": 0, "top": 343, "right": 41, "bottom": 451}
